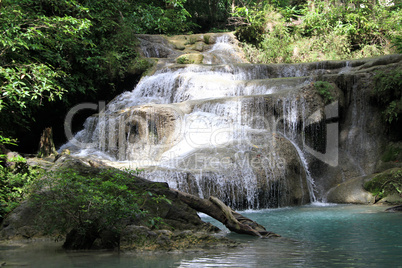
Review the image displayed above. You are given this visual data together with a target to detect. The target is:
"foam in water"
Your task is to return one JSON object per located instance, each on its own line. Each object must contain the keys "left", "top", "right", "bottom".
{"left": 62, "top": 33, "right": 322, "bottom": 209}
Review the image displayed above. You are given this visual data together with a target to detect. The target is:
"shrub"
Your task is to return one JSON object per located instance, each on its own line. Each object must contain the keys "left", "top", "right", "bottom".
{"left": 372, "top": 69, "right": 402, "bottom": 124}
{"left": 177, "top": 56, "right": 188, "bottom": 64}
{"left": 364, "top": 169, "right": 402, "bottom": 201}
{"left": 314, "top": 81, "right": 334, "bottom": 104}
{"left": 31, "top": 168, "right": 171, "bottom": 249}
{"left": 185, "top": 36, "right": 197, "bottom": 45}
{"left": 392, "top": 34, "right": 402, "bottom": 53}
{"left": 0, "top": 155, "right": 41, "bottom": 222}
{"left": 236, "top": 1, "right": 402, "bottom": 64}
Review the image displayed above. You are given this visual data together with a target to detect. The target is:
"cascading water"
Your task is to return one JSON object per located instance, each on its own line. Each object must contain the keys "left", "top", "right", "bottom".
{"left": 61, "top": 33, "right": 339, "bottom": 209}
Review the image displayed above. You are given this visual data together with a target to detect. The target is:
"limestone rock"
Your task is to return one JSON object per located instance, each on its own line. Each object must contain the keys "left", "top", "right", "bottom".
{"left": 326, "top": 176, "right": 375, "bottom": 204}
{"left": 176, "top": 53, "right": 204, "bottom": 64}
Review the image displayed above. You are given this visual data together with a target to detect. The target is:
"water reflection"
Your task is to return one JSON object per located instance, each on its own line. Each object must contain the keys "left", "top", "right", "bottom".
{"left": 1, "top": 204, "right": 401, "bottom": 267}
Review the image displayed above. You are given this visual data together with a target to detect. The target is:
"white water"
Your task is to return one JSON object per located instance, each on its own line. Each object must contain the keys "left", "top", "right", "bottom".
{"left": 61, "top": 33, "right": 333, "bottom": 209}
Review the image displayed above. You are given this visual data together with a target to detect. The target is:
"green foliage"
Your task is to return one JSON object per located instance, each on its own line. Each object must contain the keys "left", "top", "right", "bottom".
{"left": 0, "top": 135, "right": 17, "bottom": 148}
{"left": 31, "top": 168, "right": 171, "bottom": 240}
{"left": 364, "top": 169, "right": 402, "bottom": 201}
{"left": 392, "top": 34, "right": 402, "bottom": 53}
{"left": 0, "top": 0, "right": 196, "bottom": 143}
{"left": 131, "top": 1, "right": 195, "bottom": 34}
{"left": 381, "top": 145, "right": 402, "bottom": 162}
{"left": 184, "top": 0, "right": 233, "bottom": 32}
{"left": 0, "top": 155, "right": 41, "bottom": 221}
{"left": 299, "top": 1, "right": 394, "bottom": 49}
{"left": 177, "top": 56, "right": 188, "bottom": 64}
{"left": 314, "top": 81, "right": 334, "bottom": 104}
{"left": 372, "top": 69, "right": 402, "bottom": 124}
{"left": 232, "top": 3, "right": 267, "bottom": 46}
{"left": 0, "top": 0, "right": 92, "bottom": 133}
{"left": 203, "top": 35, "right": 211, "bottom": 44}
{"left": 185, "top": 36, "right": 198, "bottom": 45}
{"left": 235, "top": 1, "right": 402, "bottom": 64}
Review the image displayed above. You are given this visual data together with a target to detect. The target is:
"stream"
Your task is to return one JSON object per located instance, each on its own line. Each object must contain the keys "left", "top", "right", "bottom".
{"left": 1, "top": 204, "right": 401, "bottom": 267}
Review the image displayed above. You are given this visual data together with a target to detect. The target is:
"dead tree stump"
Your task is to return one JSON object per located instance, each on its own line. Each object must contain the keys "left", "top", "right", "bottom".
{"left": 38, "top": 127, "right": 58, "bottom": 158}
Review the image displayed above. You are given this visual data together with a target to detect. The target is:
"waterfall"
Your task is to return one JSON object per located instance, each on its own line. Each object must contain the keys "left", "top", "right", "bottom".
{"left": 61, "top": 33, "right": 332, "bottom": 209}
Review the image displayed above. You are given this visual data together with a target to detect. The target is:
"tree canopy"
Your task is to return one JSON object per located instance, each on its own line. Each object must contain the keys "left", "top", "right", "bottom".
{"left": 0, "top": 0, "right": 193, "bottom": 147}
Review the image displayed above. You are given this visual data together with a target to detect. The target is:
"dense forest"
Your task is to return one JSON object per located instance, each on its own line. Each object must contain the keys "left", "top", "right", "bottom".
{"left": 0, "top": 0, "right": 401, "bottom": 152}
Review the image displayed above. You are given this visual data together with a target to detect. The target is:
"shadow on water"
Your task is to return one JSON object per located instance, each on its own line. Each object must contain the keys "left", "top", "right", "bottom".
{"left": 1, "top": 204, "right": 401, "bottom": 267}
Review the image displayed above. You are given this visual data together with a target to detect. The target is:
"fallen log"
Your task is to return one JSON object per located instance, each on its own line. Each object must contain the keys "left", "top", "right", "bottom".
{"left": 385, "top": 204, "right": 402, "bottom": 212}
{"left": 174, "top": 190, "right": 280, "bottom": 238}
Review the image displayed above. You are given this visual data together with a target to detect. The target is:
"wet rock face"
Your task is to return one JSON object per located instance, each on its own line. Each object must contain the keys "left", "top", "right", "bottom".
{"left": 159, "top": 133, "right": 311, "bottom": 210}
{"left": 311, "top": 55, "right": 402, "bottom": 199}
{"left": 326, "top": 166, "right": 402, "bottom": 205}
{"left": 326, "top": 176, "right": 375, "bottom": 204}
{"left": 61, "top": 31, "right": 402, "bottom": 208}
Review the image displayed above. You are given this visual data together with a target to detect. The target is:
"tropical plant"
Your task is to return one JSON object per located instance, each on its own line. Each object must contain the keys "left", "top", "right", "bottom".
{"left": 314, "top": 81, "right": 335, "bottom": 104}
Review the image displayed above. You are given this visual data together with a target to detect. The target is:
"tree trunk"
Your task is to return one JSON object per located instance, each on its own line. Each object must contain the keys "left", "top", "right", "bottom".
{"left": 37, "top": 127, "right": 58, "bottom": 158}
{"left": 174, "top": 190, "right": 280, "bottom": 238}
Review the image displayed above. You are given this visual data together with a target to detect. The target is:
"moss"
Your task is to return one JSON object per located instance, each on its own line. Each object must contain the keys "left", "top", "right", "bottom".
{"left": 364, "top": 168, "right": 402, "bottom": 202}
{"left": 184, "top": 36, "right": 197, "bottom": 45}
{"left": 120, "top": 229, "right": 238, "bottom": 251}
{"left": 381, "top": 144, "right": 402, "bottom": 162}
{"left": 128, "top": 58, "right": 156, "bottom": 76}
{"left": 176, "top": 54, "right": 204, "bottom": 64}
{"left": 371, "top": 68, "right": 402, "bottom": 124}
{"left": 203, "top": 35, "right": 211, "bottom": 44}
{"left": 177, "top": 56, "right": 188, "bottom": 64}
{"left": 314, "top": 81, "right": 334, "bottom": 104}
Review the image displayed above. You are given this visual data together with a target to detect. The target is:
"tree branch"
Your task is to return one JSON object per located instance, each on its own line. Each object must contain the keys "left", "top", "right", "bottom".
{"left": 174, "top": 190, "right": 280, "bottom": 238}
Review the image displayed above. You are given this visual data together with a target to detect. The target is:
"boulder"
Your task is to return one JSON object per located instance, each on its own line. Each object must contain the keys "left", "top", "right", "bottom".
{"left": 326, "top": 176, "right": 375, "bottom": 204}
{"left": 363, "top": 168, "right": 402, "bottom": 204}
{"left": 0, "top": 155, "right": 277, "bottom": 251}
{"left": 176, "top": 53, "right": 204, "bottom": 64}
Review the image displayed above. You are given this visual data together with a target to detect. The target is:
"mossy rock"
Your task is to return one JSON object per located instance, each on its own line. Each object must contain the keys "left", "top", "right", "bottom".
{"left": 381, "top": 143, "right": 402, "bottom": 163}
{"left": 176, "top": 54, "right": 204, "bottom": 64}
{"left": 120, "top": 227, "right": 238, "bottom": 251}
{"left": 375, "top": 143, "right": 402, "bottom": 172}
{"left": 364, "top": 168, "right": 402, "bottom": 204}
{"left": 326, "top": 176, "right": 375, "bottom": 204}
{"left": 313, "top": 81, "right": 337, "bottom": 105}
{"left": 169, "top": 40, "right": 186, "bottom": 50}
{"left": 192, "top": 42, "right": 206, "bottom": 52}
{"left": 0, "top": 155, "right": 223, "bottom": 251}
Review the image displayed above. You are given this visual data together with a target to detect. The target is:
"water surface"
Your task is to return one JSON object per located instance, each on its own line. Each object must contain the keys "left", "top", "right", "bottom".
{"left": 1, "top": 204, "right": 401, "bottom": 267}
